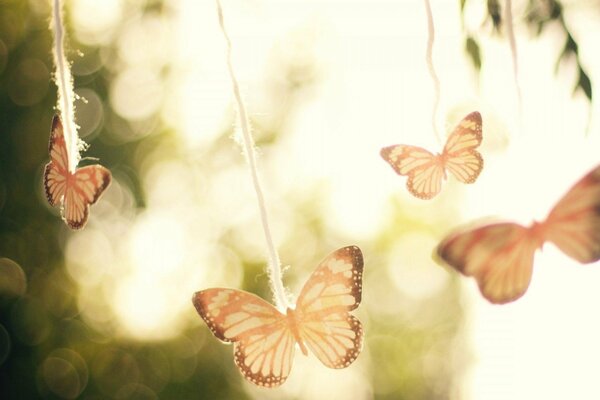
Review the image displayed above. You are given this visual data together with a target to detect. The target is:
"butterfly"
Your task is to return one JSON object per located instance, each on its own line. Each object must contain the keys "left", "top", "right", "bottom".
{"left": 437, "top": 163, "right": 600, "bottom": 304}
{"left": 192, "top": 246, "right": 364, "bottom": 387}
{"left": 44, "top": 115, "right": 112, "bottom": 230}
{"left": 380, "top": 111, "right": 483, "bottom": 199}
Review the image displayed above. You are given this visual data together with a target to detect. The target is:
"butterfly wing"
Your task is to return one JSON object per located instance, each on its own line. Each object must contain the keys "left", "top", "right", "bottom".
{"left": 542, "top": 164, "right": 600, "bottom": 263}
{"left": 63, "top": 165, "right": 111, "bottom": 229}
{"left": 442, "top": 111, "right": 483, "bottom": 184}
{"left": 43, "top": 115, "right": 111, "bottom": 230}
{"left": 437, "top": 223, "right": 539, "bottom": 304}
{"left": 380, "top": 145, "right": 445, "bottom": 199}
{"left": 192, "top": 289, "right": 295, "bottom": 387}
{"left": 44, "top": 115, "right": 69, "bottom": 207}
{"left": 295, "top": 246, "right": 364, "bottom": 368}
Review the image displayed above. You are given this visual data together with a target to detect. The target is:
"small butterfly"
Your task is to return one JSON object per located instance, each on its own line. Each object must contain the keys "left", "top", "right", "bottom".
{"left": 380, "top": 111, "right": 483, "bottom": 199}
{"left": 437, "top": 164, "right": 600, "bottom": 304}
{"left": 192, "top": 246, "right": 364, "bottom": 387}
{"left": 44, "top": 115, "right": 112, "bottom": 230}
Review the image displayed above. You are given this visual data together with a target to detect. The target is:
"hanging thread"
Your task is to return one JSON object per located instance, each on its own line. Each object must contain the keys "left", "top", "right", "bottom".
{"left": 215, "top": 0, "right": 289, "bottom": 311}
{"left": 424, "top": 0, "right": 442, "bottom": 144}
{"left": 505, "top": 0, "right": 522, "bottom": 112}
{"left": 51, "top": 0, "right": 80, "bottom": 172}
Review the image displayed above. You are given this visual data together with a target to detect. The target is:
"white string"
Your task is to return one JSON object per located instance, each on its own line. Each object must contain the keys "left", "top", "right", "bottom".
{"left": 505, "top": 0, "right": 522, "bottom": 113}
{"left": 51, "top": 0, "right": 80, "bottom": 172}
{"left": 424, "top": 0, "right": 442, "bottom": 144}
{"left": 215, "top": 0, "right": 289, "bottom": 311}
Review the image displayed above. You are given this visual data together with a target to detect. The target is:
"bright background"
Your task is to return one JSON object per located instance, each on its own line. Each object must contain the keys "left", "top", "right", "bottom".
{"left": 1, "top": 0, "right": 600, "bottom": 399}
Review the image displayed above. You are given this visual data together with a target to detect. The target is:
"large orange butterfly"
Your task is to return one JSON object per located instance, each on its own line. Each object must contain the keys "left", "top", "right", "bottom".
{"left": 437, "top": 164, "right": 600, "bottom": 304}
{"left": 192, "top": 246, "right": 364, "bottom": 387}
{"left": 44, "top": 115, "right": 112, "bottom": 230}
{"left": 380, "top": 111, "right": 483, "bottom": 199}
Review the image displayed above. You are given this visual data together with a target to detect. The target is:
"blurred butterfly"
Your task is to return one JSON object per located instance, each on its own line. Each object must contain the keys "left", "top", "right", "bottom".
{"left": 380, "top": 111, "right": 483, "bottom": 199}
{"left": 437, "top": 164, "right": 600, "bottom": 304}
{"left": 192, "top": 246, "right": 364, "bottom": 387}
{"left": 44, "top": 115, "right": 111, "bottom": 230}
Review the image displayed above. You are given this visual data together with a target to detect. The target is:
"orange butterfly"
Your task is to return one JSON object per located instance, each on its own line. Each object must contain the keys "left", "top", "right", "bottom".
{"left": 44, "top": 115, "right": 112, "bottom": 230}
{"left": 380, "top": 111, "right": 483, "bottom": 199}
{"left": 437, "top": 164, "right": 600, "bottom": 304}
{"left": 192, "top": 246, "right": 364, "bottom": 387}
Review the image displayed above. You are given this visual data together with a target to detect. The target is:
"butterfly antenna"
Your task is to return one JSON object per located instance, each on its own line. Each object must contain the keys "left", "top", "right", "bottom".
{"left": 51, "top": 0, "right": 81, "bottom": 172}
{"left": 215, "top": 0, "right": 290, "bottom": 311}
{"left": 423, "top": 0, "right": 442, "bottom": 145}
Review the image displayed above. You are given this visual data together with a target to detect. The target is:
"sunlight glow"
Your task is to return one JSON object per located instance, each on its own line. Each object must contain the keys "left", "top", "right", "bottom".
{"left": 70, "top": 0, "right": 123, "bottom": 45}
{"left": 172, "top": 2, "right": 600, "bottom": 397}
{"left": 59, "top": 0, "right": 600, "bottom": 396}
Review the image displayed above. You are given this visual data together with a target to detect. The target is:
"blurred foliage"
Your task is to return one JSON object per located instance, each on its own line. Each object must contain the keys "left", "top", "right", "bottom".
{"left": 486, "top": 0, "right": 502, "bottom": 31}
{"left": 0, "top": 1, "right": 468, "bottom": 399}
{"left": 464, "top": 36, "right": 481, "bottom": 72}
{"left": 460, "top": 0, "right": 593, "bottom": 103}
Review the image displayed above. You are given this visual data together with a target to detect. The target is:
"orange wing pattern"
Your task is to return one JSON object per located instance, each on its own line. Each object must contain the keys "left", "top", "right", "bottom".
{"left": 380, "top": 111, "right": 483, "bottom": 199}
{"left": 442, "top": 111, "right": 483, "bottom": 184}
{"left": 543, "top": 164, "right": 600, "bottom": 263}
{"left": 380, "top": 145, "right": 444, "bottom": 199}
{"left": 192, "top": 246, "right": 365, "bottom": 387}
{"left": 437, "top": 163, "right": 600, "bottom": 304}
{"left": 437, "top": 223, "right": 538, "bottom": 304}
{"left": 296, "top": 246, "right": 364, "bottom": 369}
{"left": 44, "top": 115, "right": 111, "bottom": 229}
{"left": 192, "top": 289, "right": 295, "bottom": 387}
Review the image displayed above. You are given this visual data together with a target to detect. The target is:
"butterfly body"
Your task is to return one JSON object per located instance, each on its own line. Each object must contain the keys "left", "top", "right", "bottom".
{"left": 381, "top": 111, "right": 483, "bottom": 199}
{"left": 438, "top": 164, "right": 600, "bottom": 304}
{"left": 285, "top": 307, "right": 309, "bottom": 355}
{"left": 44, "top": 115, "right": 111, "bottom": 230}
{"left": 193, "top": 246, "right": 364, "bottom": 387}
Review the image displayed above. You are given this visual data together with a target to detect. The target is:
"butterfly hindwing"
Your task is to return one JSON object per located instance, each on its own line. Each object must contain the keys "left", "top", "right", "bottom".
{"left": 192, "top": 289, "right": 295, "bottom": 387}
{"left": 296, "top": 246, "right": 364, "bottom": 369}
{"left": 543, "top": 164, "right": 600, "bottom": 263}
{"left": 437, "top": 223, "right": 538, "bottom": 304}
{"left": 63, "top": 165, "right": 111, "bottom": 229}
{"left": 43, "top": 115, "right": 111, "bottom": 230}
{"left": 406, "top": 162, "right": 445, "bottom": 200}
{"left": 443, "top": 111, "right": 483, "bottom": 184}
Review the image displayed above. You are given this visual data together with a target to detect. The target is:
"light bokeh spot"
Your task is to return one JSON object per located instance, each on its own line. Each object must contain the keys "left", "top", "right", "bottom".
{"left": 0, "top": 258, "right": 26, "bottom": 298}
{"left": 41, "top": 348, "right": 89, "bottom": 399}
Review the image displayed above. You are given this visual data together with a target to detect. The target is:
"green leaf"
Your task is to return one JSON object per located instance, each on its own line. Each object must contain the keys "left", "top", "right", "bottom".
{"left": 555, "top": 33, "right": 576, "bottom": 73}
{"left": 465, "top": 36, "right": 482, "bottom": 71}
{"left": 576, "top": 67, "right": 593, "bottom": 102}
{"left": 487, "top": 0, "right": 502, "bottom": 30}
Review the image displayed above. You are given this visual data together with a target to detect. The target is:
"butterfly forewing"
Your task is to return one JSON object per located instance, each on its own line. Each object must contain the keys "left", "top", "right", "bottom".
{"left": 296, "top": 246, "right": 363, "bottom": 314}
{"left": 543, "top": 164, "right": 600, "bottom": 263}
{"left": 380, "top": 145, "right": 444, "bottom": 199}
{"left": 192, "top": 289, "right": 295, "bottom": 387}
{"left": 380, "top": 145, "right": 436, "bottom": 177}
{"left": 296, "top": 246, "right": 364, "bottom": 368}
{"left": 443, "top": 111, "right": 483, "bottom": 184}
{"left": 437, "top": 223, "right": 538, "bottom": 304}
{"left": 44, "top": 116, "right": 70, "bottom": 206}
{"left": 43, "top": 115, "right": 111, "bottom": 230}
